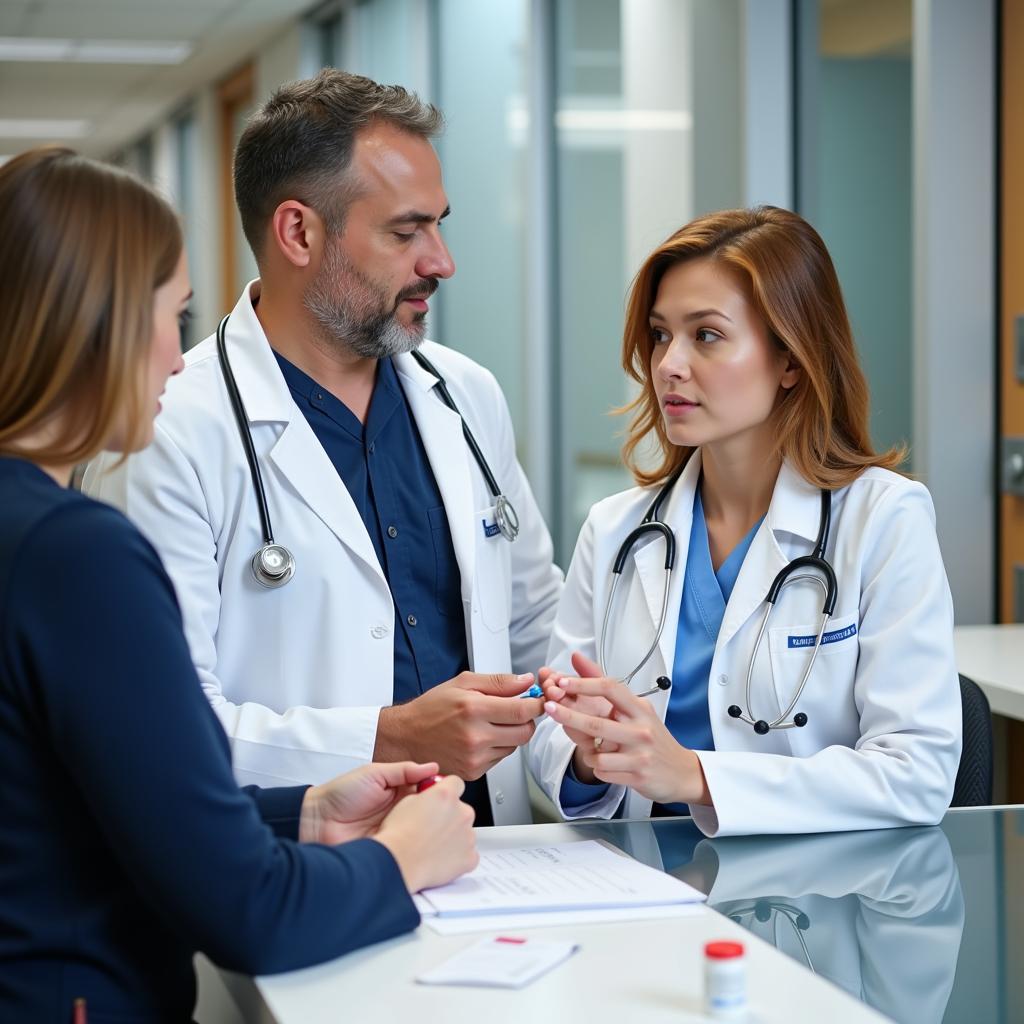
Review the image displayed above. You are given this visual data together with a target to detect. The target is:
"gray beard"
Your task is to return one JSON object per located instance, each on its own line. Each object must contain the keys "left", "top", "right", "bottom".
{"left": 303, "top": 245, "right": 427, "bottom": 360}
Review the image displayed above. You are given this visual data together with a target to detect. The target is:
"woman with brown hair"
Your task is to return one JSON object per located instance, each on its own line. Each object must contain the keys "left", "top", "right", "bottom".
{"left": 528, "top": 206, "right": 961, "bottom": 836}
{"left": 0, "top": 146, "right": 476, "bottom": 1021}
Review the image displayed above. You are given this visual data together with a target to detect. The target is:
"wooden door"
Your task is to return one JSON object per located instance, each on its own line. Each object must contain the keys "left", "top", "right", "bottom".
{"left": 217, "top": 62, "right": 255, "bottom": 313}
{"left": 1000, "top": 0, "right": 1024, "bottom": 799}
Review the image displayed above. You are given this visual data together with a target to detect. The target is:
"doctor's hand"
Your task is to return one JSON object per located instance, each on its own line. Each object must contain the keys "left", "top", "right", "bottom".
{"left": 544, "top": 677, "right": 712, "bottom": 807}
{"left": 374, "top": 775, "right": 479, "bottom": 893}
{"left": 374, "top": 672, "right": 544, "bottom": 780}
{"left": 299, "top": 760, "right": 443, "bottom": 845}
{"left": 540, "top": 653, "right": 616, "bottom": 785}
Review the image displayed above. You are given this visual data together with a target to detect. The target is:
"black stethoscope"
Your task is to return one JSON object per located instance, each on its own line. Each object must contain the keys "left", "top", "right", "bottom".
{"left": 727, "top": 900, "right": 815, "bottom": 972}
{"left": 600, "top": 465, "right": 837, "bottom": 735}
{"left": 216, "top": 314, "right": 519, "bottom": 589}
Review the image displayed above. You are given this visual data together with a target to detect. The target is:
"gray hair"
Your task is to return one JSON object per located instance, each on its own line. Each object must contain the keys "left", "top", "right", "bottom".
{"left": 234, "top": 68, "right": 443, "bottom": 261}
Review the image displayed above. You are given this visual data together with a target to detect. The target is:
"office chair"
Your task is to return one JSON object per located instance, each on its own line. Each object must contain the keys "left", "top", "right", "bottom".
{"left": 950, "top": 674, "right": 993, "bottom": 807}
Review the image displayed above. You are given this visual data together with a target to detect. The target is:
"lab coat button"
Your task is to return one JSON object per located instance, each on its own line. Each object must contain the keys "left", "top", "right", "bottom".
{"left": 717, "top": 674, "right": 728, "bottom": 686}
{"left": 495, "top": 791, "right": 504, "bottom": 804}
{"left": 370, "top": 625, "right": 389, "bottom": 639}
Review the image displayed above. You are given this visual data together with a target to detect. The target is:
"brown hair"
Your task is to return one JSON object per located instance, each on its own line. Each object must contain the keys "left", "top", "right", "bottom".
{"left": 0, "top": 146, "right": 182, "bottom": 466}
{"left": 235, "top": 68, "right": 443, "bottom": 261}
{"left": 620, "top": 206, "right": 905, "bottom": 489}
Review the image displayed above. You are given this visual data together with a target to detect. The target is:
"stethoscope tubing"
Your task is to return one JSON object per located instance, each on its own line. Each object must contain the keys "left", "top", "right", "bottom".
{"left": 409, "top": 349, "right": 520, "bottom": 543}
{"left": 215, "top": 315, "right": 520, "bottom": 589}
{"left": 599, "top": 463, "right": 837, "bottom": 734}
{"left": 729, "top": 901, "right": 815, "bottom": 972}
{"left": 217, "top": 315, "right": 274, "bottom": 549}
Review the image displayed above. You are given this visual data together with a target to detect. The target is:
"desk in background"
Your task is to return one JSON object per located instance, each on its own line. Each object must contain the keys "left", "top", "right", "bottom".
{"left": 954, "top": 624, "right": 1024, "bottom": 721}
{"left": 954, "top": 624, "right": 1024, "bottom": 801}
{"left": 228, "top": 806, "right": 1024, "bottom": 1024}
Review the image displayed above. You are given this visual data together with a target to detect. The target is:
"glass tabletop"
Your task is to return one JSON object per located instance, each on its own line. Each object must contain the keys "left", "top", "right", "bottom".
{"left": 541, "top": 806, "right": 1023, "bottom": 1024}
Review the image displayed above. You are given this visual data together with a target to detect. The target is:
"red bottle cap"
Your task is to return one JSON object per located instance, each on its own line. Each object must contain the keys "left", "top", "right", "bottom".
{"left": 704, "top": 941, "right": 745, "bottom": 959}
{"left": 416, "top": 774, "right": 445, "bottom": 793}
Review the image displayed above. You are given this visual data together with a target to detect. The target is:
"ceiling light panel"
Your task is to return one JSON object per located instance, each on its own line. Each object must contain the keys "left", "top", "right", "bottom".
{"left": 0, "top": 119, "right": 90, "bottom": 138}
{"left": 0, "top": 37, "right": 191, "bottom": 64}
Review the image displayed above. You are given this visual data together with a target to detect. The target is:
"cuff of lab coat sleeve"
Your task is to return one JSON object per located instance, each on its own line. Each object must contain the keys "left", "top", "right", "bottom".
{"left": 689, "top": 752, "right": 721, "bottom": 837}
{"left": 230, "top": 706, "right": 384, "bottom": 788}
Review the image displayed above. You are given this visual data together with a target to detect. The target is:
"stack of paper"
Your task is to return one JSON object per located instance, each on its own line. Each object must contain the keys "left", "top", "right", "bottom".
{"left": 416, "top": 840, "right": 705, "bottom": 932}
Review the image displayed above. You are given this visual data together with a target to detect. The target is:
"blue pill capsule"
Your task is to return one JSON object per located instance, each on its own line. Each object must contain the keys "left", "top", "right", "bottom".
{"left": 522, "top": 683, "right": 543, "bottom": 698}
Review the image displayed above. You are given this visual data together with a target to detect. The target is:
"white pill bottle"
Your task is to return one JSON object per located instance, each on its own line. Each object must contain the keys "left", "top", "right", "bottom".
{"left": 703, "top": 940, "right": 747, "bottom": 1019}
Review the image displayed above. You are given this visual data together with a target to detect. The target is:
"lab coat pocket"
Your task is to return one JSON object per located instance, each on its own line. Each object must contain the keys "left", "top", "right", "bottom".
{"left": 767, "top": 613, "right": 860, "bottom": 735}
{"left": 475, "top": 503, "right": 512, "bottom": 632}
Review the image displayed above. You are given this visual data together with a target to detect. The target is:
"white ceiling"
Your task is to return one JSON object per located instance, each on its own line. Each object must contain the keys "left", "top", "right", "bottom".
{"left": 0, "top": 0, "right": 316, "bottom": 157}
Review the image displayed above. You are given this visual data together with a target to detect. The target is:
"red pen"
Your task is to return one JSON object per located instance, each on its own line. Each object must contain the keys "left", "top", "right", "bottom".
{"left": 416, "top": 774, "right": 445, "bottom": 793}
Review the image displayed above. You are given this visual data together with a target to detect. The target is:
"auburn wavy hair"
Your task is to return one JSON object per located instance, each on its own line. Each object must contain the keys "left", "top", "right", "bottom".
{"left": 620, "top": 206, "right": 905, "bottom": 489}
{"left": 0, "top": 146, "right": 182, "bottom": 467}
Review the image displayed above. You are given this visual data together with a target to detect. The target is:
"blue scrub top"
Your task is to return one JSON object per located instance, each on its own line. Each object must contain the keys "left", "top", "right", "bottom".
{"left": 274, "top": 352, "right": 493, "bottom": 824}
{"left": 561, "top": 486, "right": 763, "bottom": 814}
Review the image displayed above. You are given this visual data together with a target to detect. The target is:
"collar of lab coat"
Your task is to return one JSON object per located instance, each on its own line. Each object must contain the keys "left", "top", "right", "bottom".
{"left": 220, "top": 281, "right": 296, "bottom": 424}
{"left": 630, "top": 452, "right": 826, "bottom": 667}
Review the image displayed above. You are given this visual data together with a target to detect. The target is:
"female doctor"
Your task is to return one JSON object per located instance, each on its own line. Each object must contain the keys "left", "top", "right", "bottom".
{"left": 528, "top": 206, "right": 962, "bottom": 837}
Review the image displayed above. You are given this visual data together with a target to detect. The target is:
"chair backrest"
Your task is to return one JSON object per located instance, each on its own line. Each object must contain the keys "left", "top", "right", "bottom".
{"left": 951, "top": 674, "right": 993, "bottom": 807}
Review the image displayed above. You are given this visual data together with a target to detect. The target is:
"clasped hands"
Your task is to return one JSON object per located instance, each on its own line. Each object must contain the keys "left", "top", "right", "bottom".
{"left": 299, "top": 761, "right": 478, "bottom": 894}
{"left": 540, "top": 652, "right": 711, "bottom": 807}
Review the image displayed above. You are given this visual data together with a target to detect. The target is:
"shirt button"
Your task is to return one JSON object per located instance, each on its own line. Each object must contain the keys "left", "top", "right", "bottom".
{"left": 407, "top": 614, "right": 418, "bottom": 627}
{"left": 370, "top": 625, "right": 389, "bottom": 639}
{"left": 387, "top": 525, "right": 398, "bottom": 539}
{"left": 717, "top": 674, "right": 728, "bottom": 686}
{"left": 368, "top": 442, "right": 375, "bottom": 454}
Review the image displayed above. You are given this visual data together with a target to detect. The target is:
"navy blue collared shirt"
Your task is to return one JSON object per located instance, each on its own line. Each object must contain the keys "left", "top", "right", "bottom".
{"left": 275, "top": 353, "right": 492, "bottom": 823}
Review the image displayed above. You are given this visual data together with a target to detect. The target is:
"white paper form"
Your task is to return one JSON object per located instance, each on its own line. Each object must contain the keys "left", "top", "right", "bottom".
{"left": 416, "top": 937, "right": 580, "bottom": 989}
{"left": 417, "top": 840, "right": 706, "bottom": 917}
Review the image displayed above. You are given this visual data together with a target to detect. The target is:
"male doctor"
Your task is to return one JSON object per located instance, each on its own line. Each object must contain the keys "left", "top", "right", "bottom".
{"left": 85, "top": 70, "right": 562, "bottom": 825}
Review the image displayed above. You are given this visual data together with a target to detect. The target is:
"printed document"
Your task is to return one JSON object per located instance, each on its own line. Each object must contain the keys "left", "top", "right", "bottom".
{"left": 417, "top": 840, "right": 706, "bottom": 917}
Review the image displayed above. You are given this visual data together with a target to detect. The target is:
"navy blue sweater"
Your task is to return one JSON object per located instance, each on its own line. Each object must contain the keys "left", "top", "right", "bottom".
{"left": 0, "top": 457, "right": 419, "bottom": 1022}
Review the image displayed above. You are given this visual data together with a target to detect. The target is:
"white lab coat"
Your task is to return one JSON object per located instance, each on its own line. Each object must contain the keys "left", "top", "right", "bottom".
{"left": 85, "top": 283, "right": 562, "bottom": 824}
{"left": 527, "top": 450, "right": 962, "bottom": 835}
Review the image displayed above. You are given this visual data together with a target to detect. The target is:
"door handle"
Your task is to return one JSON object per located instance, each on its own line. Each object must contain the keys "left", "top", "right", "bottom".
{"left": 1003, "top": 438, "right": 1024, "bottom": 495}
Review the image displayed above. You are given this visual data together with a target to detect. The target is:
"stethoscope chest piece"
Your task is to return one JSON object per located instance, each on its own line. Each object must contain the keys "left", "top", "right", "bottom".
{"left": 495, "top": 494, "right": 520, "bottom": 542}
{"left": 251, "top": 543, "right": 296, "bottom": 588}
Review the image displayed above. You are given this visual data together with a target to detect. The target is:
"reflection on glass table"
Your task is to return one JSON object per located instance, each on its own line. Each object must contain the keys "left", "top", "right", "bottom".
{"left": 697, "top": 828, "right": 962, "bottom": 1024}
{"left": 579, "top": 817, "right": 964, "bottom": 1024}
